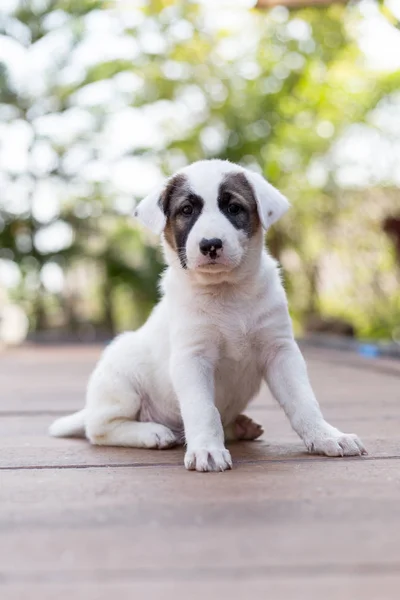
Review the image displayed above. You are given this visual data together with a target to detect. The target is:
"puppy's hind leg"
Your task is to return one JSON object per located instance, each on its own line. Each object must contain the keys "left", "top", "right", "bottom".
{"left": 224, "top": 414, "right": 264, "bottom": 442}
{"left": 85, "top": 369, "right": 177, "bottom": 450}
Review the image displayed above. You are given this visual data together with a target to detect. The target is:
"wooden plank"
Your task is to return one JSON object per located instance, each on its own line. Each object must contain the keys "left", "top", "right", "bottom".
{"left": 1, "top": 345, "right": 398, "bottom": 413}
{"left": 0, "top": 342, "right": 398, "bottom": 467}
{"left": 1, "top": 461, "right": 400, "bottom": 579}
{"left": 0, "top": 345, "right": 101, "bottom": 412}
{"left": 1, "top": 404, "right": 399, "bottom": 469}
{"left": 3, "top": 577, "right": 400, "bottom": 600}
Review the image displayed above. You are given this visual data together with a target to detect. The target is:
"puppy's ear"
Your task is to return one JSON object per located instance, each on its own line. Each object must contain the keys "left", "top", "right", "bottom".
{"left": 244, "top": 169, "right": 290, "bottom": 229}
{"left": 134, "top": 183, "right": 166, "bottom": 235}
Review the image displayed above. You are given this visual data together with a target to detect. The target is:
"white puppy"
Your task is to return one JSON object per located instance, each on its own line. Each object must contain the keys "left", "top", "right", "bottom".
{"left": 50, "top": 159, "right": 366, "bottom": 471}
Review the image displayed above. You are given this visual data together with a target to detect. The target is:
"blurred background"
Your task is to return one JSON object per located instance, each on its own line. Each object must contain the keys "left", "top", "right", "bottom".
{"left": 0, "top": 0, "right": 399, "bottom": 346}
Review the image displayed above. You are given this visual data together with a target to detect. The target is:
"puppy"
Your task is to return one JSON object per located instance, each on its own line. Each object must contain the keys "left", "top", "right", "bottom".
{"left": 49, "top": 159, "right": 366, "bottom": 471}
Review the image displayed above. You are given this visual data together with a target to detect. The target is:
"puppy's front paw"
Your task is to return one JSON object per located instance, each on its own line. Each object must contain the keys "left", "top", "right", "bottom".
{"left": 305, "top": 422, "right": 367, "bottom": 457}
{"left": 184, "top": 446, "right": 232, "bottom": 472}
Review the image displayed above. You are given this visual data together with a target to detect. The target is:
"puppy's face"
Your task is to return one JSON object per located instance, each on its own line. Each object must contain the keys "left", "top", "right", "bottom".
{"left": 135, "top": 160, "right": 290, "bottom": 275}
{"left": 162, "top": 170, "right": 260, "bottom": 272}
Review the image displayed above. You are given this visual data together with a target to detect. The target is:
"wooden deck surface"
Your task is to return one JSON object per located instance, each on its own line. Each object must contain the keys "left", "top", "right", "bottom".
{"left": 1, "top": 344, "right": 400, "bottom": 599}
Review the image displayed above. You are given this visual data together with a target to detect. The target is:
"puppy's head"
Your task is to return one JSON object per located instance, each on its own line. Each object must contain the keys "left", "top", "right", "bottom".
{"left": 135, "top": 160, "right": 289, "bottom": 274}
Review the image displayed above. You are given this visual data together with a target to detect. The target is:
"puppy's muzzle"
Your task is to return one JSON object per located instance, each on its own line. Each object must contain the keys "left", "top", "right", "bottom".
{"left": 199, "top": 238, "right": 223, "bottom": 260}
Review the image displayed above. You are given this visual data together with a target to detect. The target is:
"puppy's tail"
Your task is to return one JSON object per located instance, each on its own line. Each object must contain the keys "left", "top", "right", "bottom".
{"left": 49, "top": 409, "right": 86, "bottom": 438}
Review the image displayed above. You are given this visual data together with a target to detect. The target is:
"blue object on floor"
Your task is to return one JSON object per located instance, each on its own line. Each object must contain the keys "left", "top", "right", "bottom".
{"left": 357, "top": 344, "right": 380, "bottom": 358}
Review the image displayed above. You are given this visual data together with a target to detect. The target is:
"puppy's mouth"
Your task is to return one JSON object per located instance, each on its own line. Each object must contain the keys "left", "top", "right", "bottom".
{"left": 197, "top": 263, "right": 229, "bottom": 272}
{"left": 193, "top": 256, "right": 237, "bottom": 273}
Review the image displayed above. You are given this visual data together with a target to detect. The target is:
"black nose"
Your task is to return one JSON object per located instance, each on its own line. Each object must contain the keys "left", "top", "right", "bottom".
{"left": 199, "top": 238, "right": 223, "bottom": 257}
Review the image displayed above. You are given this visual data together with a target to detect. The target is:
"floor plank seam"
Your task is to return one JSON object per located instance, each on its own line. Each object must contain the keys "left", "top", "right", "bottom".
{"left": 1, "top": 454, "right": 400, "bottom": 471}
{"left": 2, "top": 563, "right": 400, "bottom": 584}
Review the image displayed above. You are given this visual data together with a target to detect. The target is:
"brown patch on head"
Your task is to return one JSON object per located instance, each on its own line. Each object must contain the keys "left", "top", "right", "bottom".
{"left": 161, "top": 174, "right": 188, "bottom": 251}
{"left": 160, "top": 173, "right": 204, "bottom": 268}
{"left": 218, "top": 172, "right": 261, "bottom": 237}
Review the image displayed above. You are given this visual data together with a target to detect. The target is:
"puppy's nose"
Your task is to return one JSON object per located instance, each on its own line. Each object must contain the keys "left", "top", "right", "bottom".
{"left": 199, "top": 238, "right": 223, "bottom": 257}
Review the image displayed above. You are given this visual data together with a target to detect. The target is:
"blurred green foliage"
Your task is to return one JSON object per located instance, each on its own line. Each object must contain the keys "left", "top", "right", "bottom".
{"left": 0, "top": 0, "right": 399, "bottom": 340}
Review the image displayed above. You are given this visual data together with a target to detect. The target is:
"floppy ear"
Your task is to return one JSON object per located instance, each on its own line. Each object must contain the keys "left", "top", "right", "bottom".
{"left": 134, "top": 183, "right": 166, "bottom": 235}
{"left": 244, "top": 169, "right": 290, "bottom": 229}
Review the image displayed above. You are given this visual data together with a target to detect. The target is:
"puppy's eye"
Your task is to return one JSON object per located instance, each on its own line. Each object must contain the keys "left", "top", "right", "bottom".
{"left": 180, "top": 204, "right": 193, "bottom": 216}
{"left": 227, "top": 203, "right": 242, "bottom": 215}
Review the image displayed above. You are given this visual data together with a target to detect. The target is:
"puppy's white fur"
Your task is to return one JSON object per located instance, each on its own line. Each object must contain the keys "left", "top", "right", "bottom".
{"left": 50, "top": 159, "right": 366, "bottom": 471}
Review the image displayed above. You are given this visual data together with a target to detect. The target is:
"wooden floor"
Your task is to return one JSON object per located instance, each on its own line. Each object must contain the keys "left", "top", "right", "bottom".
{"left": 1, "top": 344, "right": 400, "bottom": 599}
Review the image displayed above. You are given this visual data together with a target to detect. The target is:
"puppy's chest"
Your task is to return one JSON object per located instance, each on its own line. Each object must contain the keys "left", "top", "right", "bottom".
{"left": 198, "top": 292, "right": 267, "bottom": 362}
{"left": 217, "top": 315, "right": 258, "bottom": 362}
